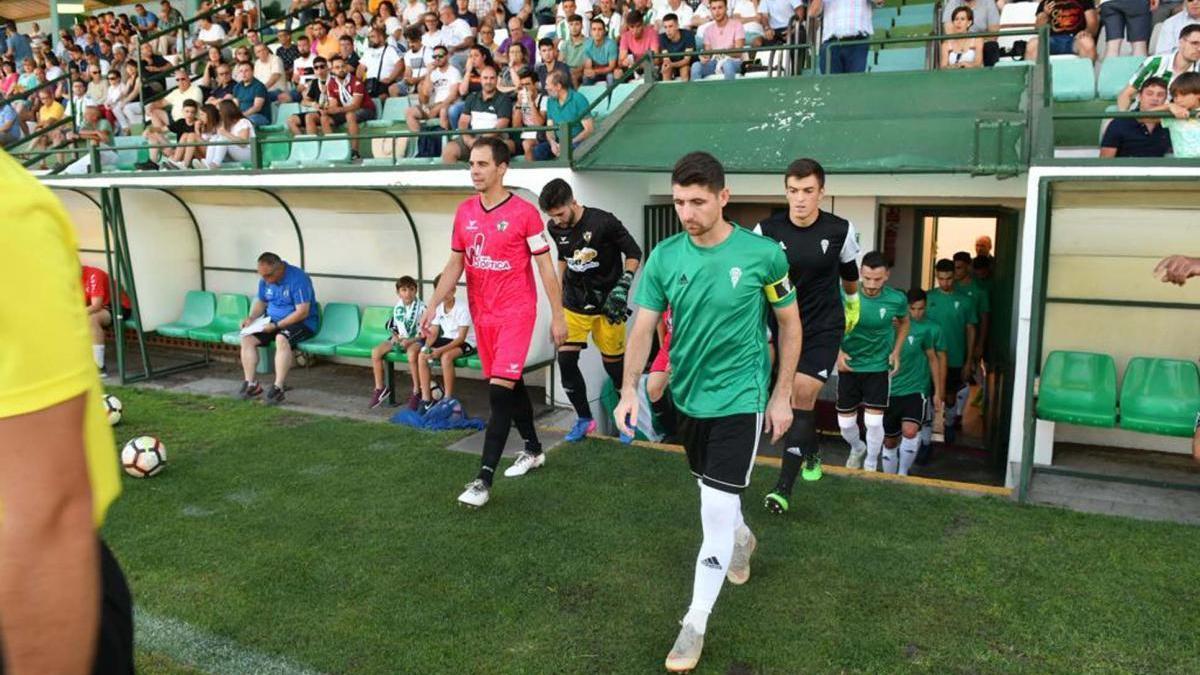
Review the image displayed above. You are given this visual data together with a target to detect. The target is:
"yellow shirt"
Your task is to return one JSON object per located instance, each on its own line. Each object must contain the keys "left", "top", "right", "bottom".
{"left": 0, "top": 151, "right": 121, "bottom": 529}
{"left": 37, "top": 99, "right": 65, "bottom": 125}
{"left": 316, "top": 35, "right": 341, "bottom": 60}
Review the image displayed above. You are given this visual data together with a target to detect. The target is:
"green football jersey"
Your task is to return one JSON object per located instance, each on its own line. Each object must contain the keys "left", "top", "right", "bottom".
{"left": 955, "top": 277, "right": 990, "bottom": 314}
{"left": 634, "top": 225, "right": 796, "bottom": 418}
{"left": 926, "top": 287, "right": 978, "bottom": 367}
{"left": 891, "top": 317, "right": 946, "bottom": 397}
{"left": 840, "top": 286, "right": 909, "bottom": 373}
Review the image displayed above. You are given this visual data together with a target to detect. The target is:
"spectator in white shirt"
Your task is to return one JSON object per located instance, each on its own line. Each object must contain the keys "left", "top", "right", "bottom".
{"left": 253, "top": 42, "right": 289, "bottom": 101}
{"left": 359, "top": 27, "right": 405, "bottom": 98}
{"left": 439, "top": 4, "right": 475, "bottom": 71}
{"left": 406, "top": 45, "right": 461, "bottom": 131}
{"left": 1156, "top": 0, "right": 1200, "bottom": 55}
{"left": 402, "top": 0, "right": 429, "bottom": 27}
{"left": 193, "top": 15, "right": 227, "bottom": 59}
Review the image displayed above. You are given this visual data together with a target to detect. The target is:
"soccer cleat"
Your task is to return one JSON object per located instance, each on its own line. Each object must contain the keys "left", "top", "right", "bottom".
{"left": 503, "top": 450, "right": 545, "bottom": 478}
{"left": 457, "top": 479, "right": 490, "bottom": 508}
{"left": 369, "top": 387, "right": 390, "bottom": 409}
{"left": 802, "top": 453, "right": 823, "bottom": 481}
{"left": 564, "top": 417, "right": 597, "bottom": 442}
{"left": 98, "top": 366, "right": 109, "bottom": 379}
{"left": 664, "top": 622, "right": 705, "bottom": 672}
{"left": 763, "top": 490, "right": 789, "bottom": 515}
{"left": 264, "top": 384, "right": 285, "bottom": 406}
{"left": 845, "top": 446, "right": 867, "bottom": 470}
{"left": 238, "top": 381, "right": 263, "bottom": 400}
{"left": 726, "top": 528, "right": 757, "bottom": 585}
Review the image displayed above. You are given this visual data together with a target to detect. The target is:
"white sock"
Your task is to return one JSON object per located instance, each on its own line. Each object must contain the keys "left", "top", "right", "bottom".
{"left": 955, "top": 384, "right": 969, "bottom": 419}
{"left": 898, "top": 436, "right": 919, "bottom": 475}
{"left": 837, "top": 415, "right": 864, "bottom": 452}
{"left": 863, "top": 411, "right": 885, "bottom": 471}
{"left": 881, "top": 444, "right": 899, "bottom": 473}
{"left": 686, "top": 483, "right": 740, "bottom": 635}
{"left": 93, "top": 345, "right": 105, "bottom": 368}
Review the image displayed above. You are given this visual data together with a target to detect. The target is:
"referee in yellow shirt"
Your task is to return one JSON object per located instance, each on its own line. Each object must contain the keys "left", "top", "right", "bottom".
{"left": 0, "top": 151, "right": 133, "bottom": 673}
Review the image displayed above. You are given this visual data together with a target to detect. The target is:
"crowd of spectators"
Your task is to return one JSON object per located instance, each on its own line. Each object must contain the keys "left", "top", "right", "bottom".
{"left": 3, "top": 0, "right": 1198, "bottom": 167}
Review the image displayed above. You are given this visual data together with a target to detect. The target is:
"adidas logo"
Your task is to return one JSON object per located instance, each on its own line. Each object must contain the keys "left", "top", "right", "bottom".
{"left": 679, "top": 273, "right": 689, "bottom": 285}
{"left": 700, "top": 556, "right": 722, "bottom": 570}
{"left": 818, "top": 369, "right": 829, "bottom": 379}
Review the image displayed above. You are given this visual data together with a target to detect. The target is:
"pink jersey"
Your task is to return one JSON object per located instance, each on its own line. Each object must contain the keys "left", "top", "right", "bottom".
{"left": 451, "top": 193, "right": 551, "bottom": 327}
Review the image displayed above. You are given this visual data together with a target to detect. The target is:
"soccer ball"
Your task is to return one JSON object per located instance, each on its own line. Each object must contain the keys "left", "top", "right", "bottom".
{"left": 102, "top": 394, "right": 122, "bottom": 426}
{"left": 120, "top": 436, "right": 166, "bottom": 478}
{"left": 430, "top": 381, "right": 444, "bottom": 402}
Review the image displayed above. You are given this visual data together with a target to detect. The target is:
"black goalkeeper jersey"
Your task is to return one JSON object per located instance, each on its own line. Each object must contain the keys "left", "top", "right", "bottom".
{"left": 754, "top": 210, "right": 861, "bottom": 335}
{"left": 549, "top": 206, "right": 643, "bottom": 314}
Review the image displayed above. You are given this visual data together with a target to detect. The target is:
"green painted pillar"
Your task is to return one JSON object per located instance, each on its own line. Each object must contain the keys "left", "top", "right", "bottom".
{"left": 49, "top": 0, "right": 61, "bottom": 49}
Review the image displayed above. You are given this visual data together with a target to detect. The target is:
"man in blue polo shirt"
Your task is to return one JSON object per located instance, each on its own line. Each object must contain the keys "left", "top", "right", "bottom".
{"left": 238, "top": 252, "right": 318, "bottom": 405}
{"left": 232, "top": 61, "right": 271, "bottom": 126}
{"left": 1101, "top": 77, "right": 1173, "bottom": 158}
{"left": 533, "top": 71, "right": 595, "bottom": 160}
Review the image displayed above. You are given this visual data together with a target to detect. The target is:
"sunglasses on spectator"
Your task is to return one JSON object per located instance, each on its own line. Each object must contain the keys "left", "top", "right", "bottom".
{"left": 315, "top": 63, "right": 328, "bottom": 69}
{"left": 434, "top": 52, "right": 448, "bottom": 59}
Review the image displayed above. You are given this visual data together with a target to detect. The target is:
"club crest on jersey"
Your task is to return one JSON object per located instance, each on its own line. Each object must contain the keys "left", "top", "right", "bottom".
{"left": 497, "top": 220, "right": 509, "bottom": 231}
{"left": 820, "top": 238, "right": 829, "bottom": 254}
{"left": 583, "top": 231, "right": 592, "bottom": 243}
{"left": 908, "top": 335, "right": 915, "bottom": 345}
{"left": 729, "top": 267, "right": 742, "bottom": 288}
{"left": 954, "top": 301, "right": 960, "bottom": 309}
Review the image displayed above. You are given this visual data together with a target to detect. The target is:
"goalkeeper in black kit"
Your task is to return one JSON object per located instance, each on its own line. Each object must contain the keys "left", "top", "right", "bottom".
{"left": 539, "top": 179, "right": 642, "bottom": 442}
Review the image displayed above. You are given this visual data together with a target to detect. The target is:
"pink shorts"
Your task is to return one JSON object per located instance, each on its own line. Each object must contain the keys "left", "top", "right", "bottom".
{"left": 476, "top": 318, "right": 535, "bottom": 381}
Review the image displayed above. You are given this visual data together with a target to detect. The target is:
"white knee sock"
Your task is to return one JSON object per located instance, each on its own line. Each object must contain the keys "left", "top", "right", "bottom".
{"left": 93, "top": 345, "right": 105, "bottom": 368}
{"left": 683, "top": 483, "right": 740, "bottom": 635}
{"left": 898, "top": 436, "right": 920, "bottom": 475}
{"left": 881, "top": 443, "right": 899, "bottom": 474}
{"left": 837, "top": 415, "right": 864, "bottom": 452}
{"left": 863, "top": 412, "right": 885, "bottom": 471}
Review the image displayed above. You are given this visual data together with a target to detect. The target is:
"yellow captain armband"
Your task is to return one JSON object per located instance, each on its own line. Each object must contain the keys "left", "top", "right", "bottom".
{"left": 764, "top": 274, "right": 794, "bottom": 304}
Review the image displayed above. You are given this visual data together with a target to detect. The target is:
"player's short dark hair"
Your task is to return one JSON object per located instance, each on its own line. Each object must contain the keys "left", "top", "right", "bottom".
{"left": 671, "top": 151, "right": 725, "bottom": 193}
{"left": 1170, "top": 71, "right": 1200, "bottom": 98}
{"left": 517, "top": 66, "right": 536, "bottom": 82}
{"left": 538, "top": 37, "right": 555, "bottom": 48}
{"left": 330, "top": 54, "right": 345, "bottom": 64}
{"left": 861, "top": 250, "right": 888, "bottom": 269}
{"left": 1139, "top": 76, "right": 1168, "bottom": 92}
{"left": 395, "top": 275, "right": 418, "bottom": 291}
{"left": 1182, "top": 24, "right": 1200, "bottom": 41}
{"left": 539, "top": 178, "right": 574, "bottom": 211}
{"left": 258, "top": 252, "right": 282, "bottom": 266}
{"left": 626, "top": 9, "right": 644, "bottom": 25}
{"left": 935, "top": 258, "right": 955, "bottom": 273}
{"left": 953, "top": 251, "right": 972, "bottom": 264}
{"left": 405, "top": 25, "right": 423, "bottom": 41}
{"left": 972, "top": 255, "right": 992, "bottom": 270}
{"left": 785, "top": 157, "right": 825, "bottom": 188}
{"left": 662, "top": 12, "right": 678, "bottom": 23}
{"left": 907, "top": 288, "right": 927, "bottom": 304}
{"left": 472, "top": 136, "right": 511, "bottom": 165}
{"left": 182, "top": 99, "right": 198, "bottom": 109}
{"left": 313, "top": 56, "right": 328, "bottom": 67}
{"left": 591, "top": 16, "right": 605, "bottom": 28}
{"left": 568, "top": 13, "right": 583, "bottom": 23}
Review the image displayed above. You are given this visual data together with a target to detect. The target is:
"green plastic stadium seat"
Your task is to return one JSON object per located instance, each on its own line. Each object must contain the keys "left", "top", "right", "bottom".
{"left": 1096, "top": 55, "right": 1142, "bottom": 99}
{"left": 578, "top": 84, "right": 607, "bottom": 107}
{"left": 261, "top": 133, "right": 292, "bottom": 166}
{"left": 316, "top": 137, "right": 352, "bottom": 165}
{"left": 271, "top": 135, "right": 321, "bottom": 169}
{"left": 1118, "top": 357, "right": 1200, "bottom": 437}
{"left": 1036, "top": 350, "right": 1117, "bottom": 427}
{"left": 870, "top": 47, "right": 927, "bottom": 72}
{"left": 888, "top": 24, "right": 932, "bottom": 40}
{"left": 297, "top": 302, "right": 361, "bottom": 355}
{"left": 156, "top": 290, "right": 216, "bottom": 337}
{"left": 595, "top": 82, "right": 641, "bottom": 120}
{"left": 361, "top": 157, "right": 397, "bottom": 166}
{"left": 366, "top": 97, "right": 411, "bottom": 128}
{"left": 872, "top": 7, "right": 898, "bottom": 30}
{"left": 260, "top": 102, "right": 300, "bottom": 133}
{"left": 334, "top": 306, "right": 393, "bottom": 358}
{"left": 894, "top": 4, "right": 935, "bottom": 26}
{"left": 466, "top": 354, "right": 483, "bottom": 370}
{"left": 108, "top": 136, "right": 148, "bottom": 171}
{"left": 187, "top": 293, "right": 250, "bottom": 342}
{"left": 1051, "top": 57, "right": 1097, "bottom": 101}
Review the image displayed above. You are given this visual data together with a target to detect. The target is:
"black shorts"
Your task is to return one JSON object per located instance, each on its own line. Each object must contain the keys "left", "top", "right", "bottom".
{"left": 677, "top": 412, "right": 763, "bottom": 494}
{"left": 252, "top": 324, "right": 315, "bottom": 347}
{"left": 797, "top": 327, "right": 842, "bottom": 382}
{"left": 328, "top": 108, "right": 372, "bottom": 127}
{"left": 884, "top": 392, "right": 927, "bottom": 437}
{"left": 428, "top": 336, "right": 478, "bottom": 357}
{"left": 836, "top": 370, "right": 890, "bottom": 412}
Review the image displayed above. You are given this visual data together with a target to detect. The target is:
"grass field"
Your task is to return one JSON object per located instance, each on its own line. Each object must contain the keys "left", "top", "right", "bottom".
{"left": 104, "top": 387, "right": 1200, "bottom": 674}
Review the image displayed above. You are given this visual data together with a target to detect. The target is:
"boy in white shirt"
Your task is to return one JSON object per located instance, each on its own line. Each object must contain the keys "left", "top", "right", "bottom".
{"left": 371, "top": 276, "right": 428, "bottom": 409}
{"left": 418, "top": 273, "right": 478, "bottom": 410}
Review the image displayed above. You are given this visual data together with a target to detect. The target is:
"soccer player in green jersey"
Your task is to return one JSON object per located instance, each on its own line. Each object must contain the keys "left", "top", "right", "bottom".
{"left": 883, "top": 288, "right": 946, "bottom": 475}
{"left": 926, "top": 258, "right": 978, "bottom": 440}
{"left": 836, "top": 251, "right": 909, "bottom": 471}
{"left": 953, "top": 251, "right": 990, "bottom": 418}
{"left": 614, "top": 152, "right": 801, "bottom": 673}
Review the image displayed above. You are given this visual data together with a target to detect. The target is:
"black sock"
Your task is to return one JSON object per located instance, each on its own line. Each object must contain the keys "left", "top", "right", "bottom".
{"left": 479, "top": 383, "right": 516, "bottom": 486}
{"left": 512, "top": 378, "right": 541, "bottom": 454}
{"left": 776, "top": 409, "right": 815, "bottom": 494}
{"left": 649, "top": 388, "right": 677, "bottom": 436}
{"left": 602, "top": 357, "right": 624, "bottom": 390}
{"left": 557, "top": 350, "right": 591, "bottom": 418}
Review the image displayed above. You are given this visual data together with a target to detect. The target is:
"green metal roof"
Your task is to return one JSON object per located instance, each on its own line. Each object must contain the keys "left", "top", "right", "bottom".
{"left": 575, "top": 68, "right": 1033, "bottom": 176}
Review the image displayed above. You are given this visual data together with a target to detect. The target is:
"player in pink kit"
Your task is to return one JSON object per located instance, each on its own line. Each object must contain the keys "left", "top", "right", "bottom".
{"left": 420, "top": 136, "right": 567, "bottom": 509}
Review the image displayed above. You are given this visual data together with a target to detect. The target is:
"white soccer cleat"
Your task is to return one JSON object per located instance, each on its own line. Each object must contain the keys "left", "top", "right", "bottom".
{"left": 503, "top": 450, "right": 545, "bottom": 478}
{"left": 846, "top": 446, "right": 867, "bottom": 470}
{"left": 726, "top": 527, "right": 757, "bottom": 586}
{"left": 457, "top": 479, "right": 490, "bottom": 508}
{"left": 664, "top": 622, "right": 705, "bottom": 672}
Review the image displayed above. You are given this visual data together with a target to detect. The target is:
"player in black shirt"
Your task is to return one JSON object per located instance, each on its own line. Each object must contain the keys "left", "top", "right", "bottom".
{"left": 753, "top": 158, "right": 862, "bottom": 514}
{"left": 539, "top": 179, "right": 643, "bottom": 442}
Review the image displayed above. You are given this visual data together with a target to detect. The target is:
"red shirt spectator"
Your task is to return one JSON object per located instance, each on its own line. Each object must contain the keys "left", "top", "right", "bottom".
{"left": 325, "top": 71, "right": 377, "bottom": 116}
{"left": 620, "top": 21, "right": 661, "bottom": 60}
{"left": 82, "top": 265, "right": 131, "bottom": 311}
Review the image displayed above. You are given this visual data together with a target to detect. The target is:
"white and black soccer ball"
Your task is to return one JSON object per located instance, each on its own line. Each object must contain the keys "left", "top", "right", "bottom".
{"left": 102, "top": 394, "right": 123, "bottom": 426}
{"left": 430, "top": 381, "right": 445, "bottom": 402}
{"left": 121, "top": 436, "right": 166, "bottom": 478}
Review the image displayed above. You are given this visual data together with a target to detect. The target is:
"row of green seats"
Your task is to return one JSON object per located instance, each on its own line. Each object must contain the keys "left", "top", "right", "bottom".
{"left": 1036, "top": 350, "right": 1200, "bottom": 437}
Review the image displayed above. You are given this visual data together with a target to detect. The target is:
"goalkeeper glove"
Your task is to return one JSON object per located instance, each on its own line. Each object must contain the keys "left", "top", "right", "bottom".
{"left": 602, "top": 271, "right": 634, "bottom": 324}
{"left": 843, "top": 292, "right": 860, "bottom": 334}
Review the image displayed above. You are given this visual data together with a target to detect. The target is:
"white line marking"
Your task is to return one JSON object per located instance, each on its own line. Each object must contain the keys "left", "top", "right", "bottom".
{"left": 136, "top": 610, "right": 326, "bottom": 675}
